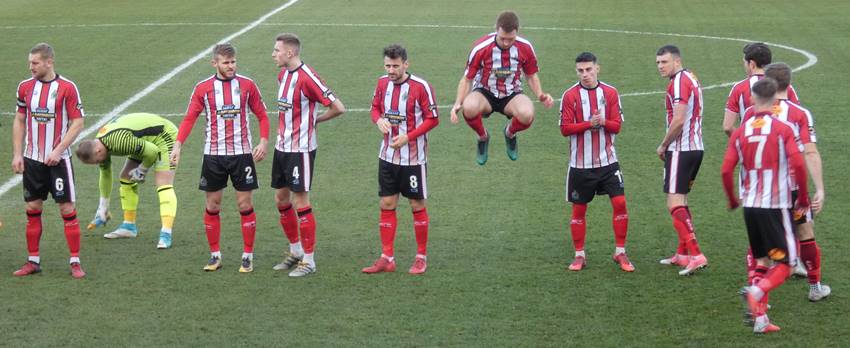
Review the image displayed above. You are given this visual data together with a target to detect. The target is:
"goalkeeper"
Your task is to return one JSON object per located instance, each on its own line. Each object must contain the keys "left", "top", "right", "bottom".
{"left": 74, "top": 113, "right": 178, "bottom": 249}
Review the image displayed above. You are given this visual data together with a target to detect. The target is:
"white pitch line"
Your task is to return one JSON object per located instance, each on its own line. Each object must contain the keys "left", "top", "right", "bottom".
{"left": 0, "top": 0, "right": 302, "bottom": 198}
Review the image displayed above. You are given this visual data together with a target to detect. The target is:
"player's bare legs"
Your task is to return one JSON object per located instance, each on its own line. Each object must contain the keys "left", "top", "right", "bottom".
{"left": 502, "top": 94, "right": 535, "bottom": 161}
{"left": 460, "top": 91, "right": 493, "bottom": 165}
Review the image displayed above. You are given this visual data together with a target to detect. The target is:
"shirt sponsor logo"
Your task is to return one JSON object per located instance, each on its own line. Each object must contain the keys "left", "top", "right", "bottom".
{"left": 494, "top": 67, "right": 513, "bottom": 80}
{"left": 383, "top": 110, "right": 405, "bottom": 125}
{"left": 217, "top": 104, "right": 240, "bottom": 120}
{"left": 278, "top": 98, "right": 293, "bottom": 112}
{"left": 31, "top": 107, "right": 55, "bottom": 123}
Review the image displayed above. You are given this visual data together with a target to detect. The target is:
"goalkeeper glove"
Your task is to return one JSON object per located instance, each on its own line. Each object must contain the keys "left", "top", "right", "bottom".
{"left": 128, "top": 165, "right": 149, "bottom": 183}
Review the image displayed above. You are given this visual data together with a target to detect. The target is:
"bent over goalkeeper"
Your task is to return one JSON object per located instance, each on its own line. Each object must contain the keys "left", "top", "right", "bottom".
{"left": 75, "top": 113, "right": 178, "bottom": 249}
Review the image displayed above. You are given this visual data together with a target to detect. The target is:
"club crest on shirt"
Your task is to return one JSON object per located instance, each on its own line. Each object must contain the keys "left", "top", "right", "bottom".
{"left": 383, "top": 110, "right": 405, "bottom": 125}
{"left": 278, "top": 98, "right": 293, "bottom": 112}
{"left": 217, "top": 104, "right": 240, "bottom": 120}
{"left": 494, "top": 67, "right": 512, "bottom": 80}
{"left": 31, "top": 107, "right": 55, "bottom": 123}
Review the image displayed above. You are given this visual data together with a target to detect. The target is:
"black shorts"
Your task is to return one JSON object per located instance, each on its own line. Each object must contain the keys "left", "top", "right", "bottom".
{"left": 743, "top": 207, "right": 797, "bottom": 264}
{"left": 379, "top": 160, "right": 428, "bottom": 200}
{"left": 22, "top": 157, "right": 76, "bottom": 203}
{"left": 790, "top": 190, "right": 812, "bottom": 224}
{"left": 566, "top": 163, "right": 625, "bottom": 204}
{"left": 473, "top": 88, "right": 520, "bottom": 117}
{"left": 663, "top": 150, "right": 703, "bottom": 194}
{"left": 199, "top": 154, "right": 258, "bottom": 192}
{"left": 271, "top": 150, "right": 315, "bottom": 192}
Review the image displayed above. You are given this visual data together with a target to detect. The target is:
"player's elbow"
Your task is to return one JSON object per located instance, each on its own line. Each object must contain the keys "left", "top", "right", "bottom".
{"left": 333, "top": 101, "right": 346, "bottom": 116}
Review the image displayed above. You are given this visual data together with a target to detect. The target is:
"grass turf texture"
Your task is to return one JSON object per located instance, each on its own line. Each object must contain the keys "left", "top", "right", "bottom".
{"left": 0, "top": 0, "right": 849, "bottom": 346}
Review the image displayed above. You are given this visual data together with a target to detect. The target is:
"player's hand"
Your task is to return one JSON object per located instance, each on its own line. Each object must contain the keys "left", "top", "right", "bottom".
{"left": 794, "top": 196, "right": 810, "bottom": 217}
{"left": 539, "top": 93, "right": 554, "bottom": 109}
{"left": 45, "top": 149, "right": 62, "bottom": 166}
{"left": 727, "top": 198, "right": 740, "bottom": 210}
{"left": 376, "top": 118, "right": 392, "bottom": 134}
{"left": 390, "top": 134, "right": 409, "bottom": 149}
{"left": 812, "top": 190, "right": 824, "bottom": 215}
{"left": 590, "top": 112, "right": 603, "bottom": 128}
{"left": 656, "top": 145, "right": 666, "bottom": 161}
{"left": 128, "top": 165, "right": 149, "bottom": 183}
{"left": 450, "top": 103, "right": 462, "bottom": 124}
{"left": 11, "top": 155, "right": 24, "bottom": 174}
{"left": 252, "top": 138, "right": 268, "bottom": 162}
{"left": 169, "top": 143, "right": 182, "bottom": 166}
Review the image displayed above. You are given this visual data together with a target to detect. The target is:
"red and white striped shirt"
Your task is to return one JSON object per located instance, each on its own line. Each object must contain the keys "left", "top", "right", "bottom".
{"left": 725, "top": 74, "right": 799, "bottom": 119}
{"left": 178, "top": 74, "right": 269, "bottom": 155}
{"left": 370, "top": 74, "right": 439, "bottom": 166}
{"left": 723, "top": 113, "right": 803, "bottom": 209}
{"left": 276, "top": 63, "right": 336, "bottom": 153}
{"left": 665, "top": 69, "right": 703, "bottom": 151}
{"left": 559, "top": 81, "right": 624, "bottom": 169}
{"left": 743, "top": 100, "right": 816, "bottom": 190}
{"left": 464, "top": 33, "right": 539, "bottom": 98}
{"left": 16, "top": 75, "right": 84, "bottom": 163}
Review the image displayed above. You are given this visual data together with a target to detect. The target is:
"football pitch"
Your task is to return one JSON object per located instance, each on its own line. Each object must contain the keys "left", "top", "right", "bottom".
{"left": 1, "top": 0, "right": 849, "bottom": 346}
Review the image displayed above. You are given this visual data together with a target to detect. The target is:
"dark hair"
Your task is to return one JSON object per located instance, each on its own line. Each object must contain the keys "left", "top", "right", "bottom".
{"left": 743, "top": 42, "right": 772, "bottom": 68}
{"left": 751, "top": 78, "right": 778, "bottom": 100}
{"left": 212, "top": 43, "right": 237, "bottom": 59}
{"left": 656, "top": 45, "right": 680, "bottom": 57}
{"left": 575, "top": 52, "right": 597, "bottom": 63}
{"left": 276, "top": 33, "right": 301, "bottom": 55}
{"left": 383, "top": 44, "right": 407, "bottom": 61}
{"left": 764, "top": 62, "right": 792, "bottom": 90}
{"left": 496, "top": 11, "right": 519, "bottom": 32}
{"left": 30, "top": 42, "right": 54, "bottom": 60}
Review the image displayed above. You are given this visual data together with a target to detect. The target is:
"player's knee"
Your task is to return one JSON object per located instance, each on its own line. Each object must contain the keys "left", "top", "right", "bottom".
{"left": 796, "top": 223, "right": 815, "bottom": 240}
{"left": 205, "top": 201, "right": 221, "bottom": 212}
{"left": 237, "top": 200, "right": 253, "bottom": 212}
{"left": 379, "top": 197, "right": 398, "bottom": 210}
{"left": 26, "top": 200, "right": 44, "bottom": 212}
{"left": 293, "top": 192, "right": 310, "bottom": 209}
{"left": 58, "top": 202, "right": 75, "bottom": 216}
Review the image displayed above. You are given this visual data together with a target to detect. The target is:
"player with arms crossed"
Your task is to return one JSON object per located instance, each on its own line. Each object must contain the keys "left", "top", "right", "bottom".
{"left": 559, "top": 52, "right": 632, "bottom": 272}
{"left": 77, "top": 113, "right": 178, "bottom": 249}
{"left": 722, "top": 43, "right": 799, "bottom": 136}
{"left": 170, "top": 43, "right": 270, "bottom": 273}
{"left": 655, "top": 45, "right": 709, "bottom": 276}
{"left": 362, "top": 45, "right": 439, "bottom": 275}
{"left": 721, "top": 78, "right": 809, "bottom": 334}
{"left": 760, "top": 63, "right": 829, "bottom": 300}
{"left": 449, "top": 10, "right": 554, "bottom": 165}
{"left": 11, "top": 43, "right": 86, "bottom": 278}
{"left": 270, "top": 33, "right": 346, "bottom": 277}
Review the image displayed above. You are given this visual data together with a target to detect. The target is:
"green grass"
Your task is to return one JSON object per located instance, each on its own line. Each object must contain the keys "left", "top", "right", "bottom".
{"left": 1, "top": 0, "right": 849, "bottom": 346}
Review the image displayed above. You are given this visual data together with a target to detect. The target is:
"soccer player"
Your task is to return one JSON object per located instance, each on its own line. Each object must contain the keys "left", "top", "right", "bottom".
{"left": 721, "top": 78, "right": 809, "bottom": 334}
{"left": 270, "top": 33, "right": 346, "bottom": 277}
{"left": 761, "top": 63, "right": 829, "bottom": 301}
{"left": 722, "top": 43, "right": 799, "bottom": 136}
{"left": 76, "top": 113, "right": 178, "bottom": 249}
{"left": 361, "top": 44, "right": 439, "bottom": 275}
{"left": 559, "top": 52, "right": 632, "bottom": 272}
{"left": 170, "top": 43, "right": 270, "bottom": 273}
{"left": 449, "top": 11, "right": 554, "bottom": 165}
{"left": 11, "top": 43, "right": 86, "bottom": 278}
{"left": 655, "top": 45, "right": 708, "bottom": 276}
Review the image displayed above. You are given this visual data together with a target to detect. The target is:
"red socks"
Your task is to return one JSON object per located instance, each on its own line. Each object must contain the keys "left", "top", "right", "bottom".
{"left": 755, "top": 263, "right": 790, "bottom": 296}
{"left": 746, "top": 247, "right": 757, "bottom": 284}
{"left": 204, "top": 209, "right": 221, "bottom": 253}
{"left": 611, "top": 195, "right": 628, "bottom": 248}
{"left": 799, "top": 239, "right": 821, "bottom": 285}
{"left": 413, "top": 208, "right": 429, "bottom": 255}
{"left": 278, "top": 203, "right": 299, "bottom": 244}
{"left": 297, "top": 206, "right": 316, "bottom": 254}
{"left": 240, "top": 208, "right": 256, "bottom": 253}
{"left": 25, "top": 209, "right": 43, "bottom": 258}
{"left": 671, "top": 206, "right": 701, "bottom": 255}
{"left": 379, "top": 209, "right": 397, "bottom": 257}
{"left": 62, "top": 210, "right": 81, "bottom": 258}
{"left": 570, "top": 203, "right": 587, "bottom": 251}
{"left": 507, "top": 117, "right": 532, "bottom": 137}
{"left": 464, "top": 113, "right": 487, "bottom": 139}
